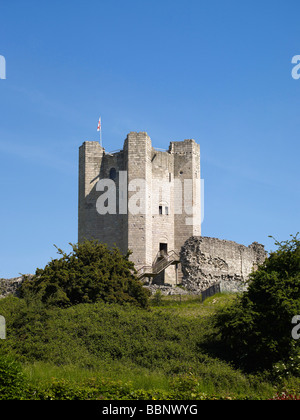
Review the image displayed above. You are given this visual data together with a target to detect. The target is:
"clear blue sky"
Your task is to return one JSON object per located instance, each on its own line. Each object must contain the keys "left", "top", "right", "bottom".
{"left": 0, "top": 0, "right": 299, "bottom": 278}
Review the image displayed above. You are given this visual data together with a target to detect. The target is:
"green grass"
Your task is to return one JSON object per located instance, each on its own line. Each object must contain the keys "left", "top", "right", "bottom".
{"left": 0, "top": 293, "right": 294, "bottom": 399}
{"left": 150, "top": 292, "right": 237, "bottom": 317}
{"left": 23, "top": 361, "right": 172, "bottom": 393}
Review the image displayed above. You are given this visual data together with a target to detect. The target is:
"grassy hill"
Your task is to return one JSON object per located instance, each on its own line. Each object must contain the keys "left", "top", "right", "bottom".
{"left": 1, "top": 291, "right": 298, "bottom": 400}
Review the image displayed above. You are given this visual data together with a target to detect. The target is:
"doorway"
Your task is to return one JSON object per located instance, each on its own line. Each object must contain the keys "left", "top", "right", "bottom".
{"left": 159, "top": 243, "right": 168, "bottom": 257}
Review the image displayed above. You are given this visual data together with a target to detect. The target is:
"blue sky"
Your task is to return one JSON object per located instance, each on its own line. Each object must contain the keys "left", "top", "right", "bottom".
{"left": 0, "top": 0, "right": 299, "bottom": 278}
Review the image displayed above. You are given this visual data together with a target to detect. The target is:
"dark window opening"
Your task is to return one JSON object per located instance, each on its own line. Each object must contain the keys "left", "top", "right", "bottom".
{"left": 159, "top": 243, "right": 168, "bottom": 256}
{"left": 159, "top": 206, "right": 163, "bottom": 215}
{"left": 109, "top": 168, "right": 117, "bottom": 180}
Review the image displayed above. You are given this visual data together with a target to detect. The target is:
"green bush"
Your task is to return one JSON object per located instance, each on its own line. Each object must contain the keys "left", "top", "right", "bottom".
{"left": 215, "top": 234, "right": 300, "bottom": 372}
{"left": 20, "top": 240, "right": 150, "bottom": 309}
{"left": 0, "top": 355, "right": 26, "bottom": 400}
{"left": 26, "top": 377, "right": 134, "bottom": 400}
{"left": 23, "top": 373, "right": 267, "bottom": 400}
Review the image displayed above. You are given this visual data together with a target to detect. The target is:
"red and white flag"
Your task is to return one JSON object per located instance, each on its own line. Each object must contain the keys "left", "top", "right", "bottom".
{"left": 97, "top": 117, "right": 101, "bottom": 132}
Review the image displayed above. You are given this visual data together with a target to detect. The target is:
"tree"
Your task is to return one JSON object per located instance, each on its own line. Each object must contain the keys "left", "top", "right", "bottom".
{"left": 20, "top": 240, "right": 150, "bottom": 308}
{"left": 215, "top": 234, "right": 300, "bottom": 372}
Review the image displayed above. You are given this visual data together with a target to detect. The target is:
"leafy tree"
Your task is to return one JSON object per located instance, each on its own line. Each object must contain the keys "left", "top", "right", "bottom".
{"left": 215, "top": 234, "right": 300, "bottom": 372}
{"left": 20, "top": 240, "right": 150, "bottom": 308}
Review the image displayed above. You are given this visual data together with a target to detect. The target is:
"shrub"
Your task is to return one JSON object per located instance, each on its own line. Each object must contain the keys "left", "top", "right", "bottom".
{"left": 152, "top": 289, "right": 163, "bottom": 306}
{"left": 0, "top": 355, "right": 26, "bottom": 400}
{"left": 25, "top": 376, "right": 135, "bottom": 400}
{"left": 20, "top": 240, "right": 150, "bottom": 308}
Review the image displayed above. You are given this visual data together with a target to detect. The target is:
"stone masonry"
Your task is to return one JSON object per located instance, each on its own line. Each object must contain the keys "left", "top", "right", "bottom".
{"left": 0, "top": 276, "right": 29, "bottom": 299}
{"left": 180, "top": 236, "right": 268, "bottom": 293}
{"left": 78, "top": 132, "right": 201, "bottom": 285}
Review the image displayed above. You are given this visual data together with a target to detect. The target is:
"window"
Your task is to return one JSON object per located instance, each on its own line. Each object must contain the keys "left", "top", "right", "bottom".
{"left": 159, "top": 205, "right": 169, "bottom": 215}
{"left": 109, "top": 168, "right": 117, "bottom": 180}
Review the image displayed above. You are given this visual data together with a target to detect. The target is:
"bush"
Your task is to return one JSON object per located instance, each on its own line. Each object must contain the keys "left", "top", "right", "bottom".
{"left": 0, "top": 355, "right": 26, "bottom": 400}
{"left": 215, "top": 234, "right": 300, "bottom": 372}
{"left": 26, "top": 377, "right": 134, "bottom": 400}
{"left": 20, "top": 240, "right": 150, "bottom": 308}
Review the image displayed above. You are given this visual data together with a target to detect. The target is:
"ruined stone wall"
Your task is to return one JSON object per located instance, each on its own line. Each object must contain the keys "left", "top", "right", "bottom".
{"left": 180, "top": 236, "right": 267, "bottom": 293}
{"left": 0, "top": 276, "right": 31, "bottom": 299}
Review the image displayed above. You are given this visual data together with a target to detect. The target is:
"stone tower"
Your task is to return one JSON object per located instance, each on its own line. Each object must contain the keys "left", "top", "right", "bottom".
{"left": 78, "top": 132, "right": 201, "bottom": 285}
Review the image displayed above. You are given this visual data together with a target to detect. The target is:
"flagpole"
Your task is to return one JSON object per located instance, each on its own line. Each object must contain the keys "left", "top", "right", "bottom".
{"left": 97, "top": 117, "right": 102, "bottom": 147}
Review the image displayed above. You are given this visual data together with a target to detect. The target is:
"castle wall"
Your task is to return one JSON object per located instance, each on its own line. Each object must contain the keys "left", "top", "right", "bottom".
{"left": 180, "top": 236, "right": 267, "bottom": 293}
{"left": 151, "top": 150, "right": 175, "bottom": 262}
{"left": 78, "top": 141, "right": 104, "bottom": 242}
{"left": 172, "top": 140, "right": 201, "bottom": 253}
{"left": 78, "top": 132, "right": 202, "bottom": 286}
{"left": 125, "top": 132, "right": 153, "bottom": 267}
{"left": 78, "top": 142, "right": 127, "bottom": 253}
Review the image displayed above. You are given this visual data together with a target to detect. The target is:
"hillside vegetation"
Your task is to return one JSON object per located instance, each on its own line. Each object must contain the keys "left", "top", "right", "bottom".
{"left": 0, "top": 293, "right": 277, "bottom": 400}
{"left": 0, "top": 235, "right": 299, "bottom": 400}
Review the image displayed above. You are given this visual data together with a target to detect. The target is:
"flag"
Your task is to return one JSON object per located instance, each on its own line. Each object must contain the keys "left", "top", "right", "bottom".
{"left": 97, "top": 117, "right": 101, "bottom": 132}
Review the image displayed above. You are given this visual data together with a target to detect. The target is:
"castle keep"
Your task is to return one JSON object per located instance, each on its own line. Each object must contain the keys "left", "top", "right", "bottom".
{"left": 0, "top": 130, "right": 267, "bottom": 299}
{"left": 78, "top": 132, "right": 201, "bottom": 285}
